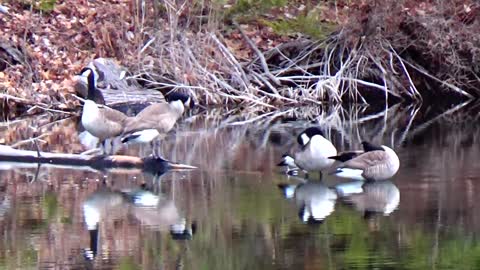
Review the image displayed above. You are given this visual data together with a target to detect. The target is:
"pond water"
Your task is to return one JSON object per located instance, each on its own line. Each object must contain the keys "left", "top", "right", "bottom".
{"left": 0, "top": 101, "right": 479, "bottom": 269}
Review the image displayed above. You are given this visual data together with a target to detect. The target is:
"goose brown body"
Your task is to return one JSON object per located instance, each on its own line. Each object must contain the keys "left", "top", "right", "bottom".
{"left": 81, "top": 100, "right": 128, "bottom": 141}
{"left": 333, "top": 142, "right": 400, "bottom": 181}
{"left": 122, "top": 101, "right": 184, "bottom": 137}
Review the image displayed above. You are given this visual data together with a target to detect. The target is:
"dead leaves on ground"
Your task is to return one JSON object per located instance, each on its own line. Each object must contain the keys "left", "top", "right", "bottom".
{"left": 0, "top": 0, "right": 140, "bottom": 108}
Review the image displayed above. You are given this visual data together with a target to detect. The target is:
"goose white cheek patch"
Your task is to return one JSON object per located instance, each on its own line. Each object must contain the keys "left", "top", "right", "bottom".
{"left": 300, "top": 133, "right": 310, "bottom": 146}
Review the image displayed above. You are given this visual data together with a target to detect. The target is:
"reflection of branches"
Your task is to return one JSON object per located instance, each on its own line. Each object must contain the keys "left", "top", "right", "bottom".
{"left": 156, "top": 99, "right": 478, "bottom": 176}
{"left": 0, "top": 113, "right": 76, "bottom": 151}
{"left": 3, "top": 100, "right": 474, "bottom": 177}
{"left": 405, "top": 100, "right": 471, "bottom": 140}
{"left": 153, "top": 103, "right": 426, "bottom": 173}
{"left": 397, "top": 104, "right": 421, "bottom": 146}
{"left": 12, "top": 165, "right": 49, "bottom": 183}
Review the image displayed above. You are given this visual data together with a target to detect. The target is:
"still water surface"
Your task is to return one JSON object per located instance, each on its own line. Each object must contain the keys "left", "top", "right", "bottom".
{"left": 0, "top": 103, "right": 479, "bottom": 269}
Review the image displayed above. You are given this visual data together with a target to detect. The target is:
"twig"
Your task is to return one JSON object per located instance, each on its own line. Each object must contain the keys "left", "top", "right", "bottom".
{"left": 271, "top": 62, "right": 324, "bottom": 76}
{"left": 36, "top": 116, "right": 75, "bottom": 130}
{"left": 32, "top": 135, "right": 42, "bottom": 158}
{"left": 397, "top": 104, "right": 421, "bottom": 146}
{"left": 387, "top": 46, "right": 421, "bottom": 100}
{"left": 396, "top": 52, "right": 474, "bottom": 99}
{"left": 81, "top": 148, "right": 103, "bottom": 156}
{"left": 226, "top": 109, "right": 293, "bottom": 126}
{"left": 27, "top": 105, "right": 75, "bottom": 115}
{"left": 210, "top": 33, "right": 250, "bottom": 87}
{"left": 407, "top": 100, "right": 472, "bottom": 138}
{"left": 251, "top": 71, "right": 286, "bottom": 100}
{"left": 140, "top": 37, "right": 156, "bottom": 54}
{"left": 183, "top": 42, "right": 277, "bottom": 108}
{"left": 30, "top": 163, "right": 41, "bottom": 183}
{"left": 232, "top": 20, "right": 281, "bottom": 89}
{"left": 0, "top": 93, "right": 34, "bottom": 104}
{"left": 11, "top": 133, "right": 50, "bottom": 148}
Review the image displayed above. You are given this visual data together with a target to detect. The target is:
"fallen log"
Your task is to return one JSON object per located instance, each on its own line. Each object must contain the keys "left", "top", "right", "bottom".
{"left": 74, "top": 58, "right": 165, "bottom": 107}
{"left": 0, "top": 145, "right": 197, "bottom": 174}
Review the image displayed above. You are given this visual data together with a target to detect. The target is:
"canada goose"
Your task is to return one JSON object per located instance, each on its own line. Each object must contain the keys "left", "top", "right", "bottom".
{"left": 278, "top": 181, "right": 337, "bottom": 224}
{"left": 80, "top": 68, "right": 128, "bottom": 153}
{"left": 330, "top": 141, "right": 400, "bottom": 181}
{"left": 278, "top": 127, "right": 337, "bottom": 179}
{"left": 340, "top": 180, "right": 400, "bottom": 217}
{"left": 121, "top": 92, "right": 194, "bottom": 157}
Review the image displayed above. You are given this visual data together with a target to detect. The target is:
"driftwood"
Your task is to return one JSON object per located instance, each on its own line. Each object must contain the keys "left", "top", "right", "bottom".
{"left": 0, "top": 145, "right": 197, "bottom": 174}
{"left": 74, "top": 58, "right": 165, "bottom": 106}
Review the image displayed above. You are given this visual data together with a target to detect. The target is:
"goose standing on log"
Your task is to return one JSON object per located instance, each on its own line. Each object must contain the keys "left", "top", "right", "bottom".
{"left": 329, "top": 141, "right": 400, "bottom": 181}
{"left": 121, "top": 92, "right": 194, "bottom": 158}
{"left": 277, "top": 127, "right": 337, "bottom": 180}
{"left": 80, "top": 67, "right": 128, "bottom": 154}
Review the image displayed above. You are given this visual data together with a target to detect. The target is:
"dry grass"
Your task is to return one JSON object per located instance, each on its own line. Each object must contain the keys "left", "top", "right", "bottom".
{"left": 1, "top": 0, "right": 478, "bottom": 113}
{"left": 123, "top": 0, "right": 479, "bottom": 109}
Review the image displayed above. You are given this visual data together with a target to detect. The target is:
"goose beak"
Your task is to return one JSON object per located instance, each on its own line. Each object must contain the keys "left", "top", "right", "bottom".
{"left": 168, "top": 162, "right": 198, "bottom": 169}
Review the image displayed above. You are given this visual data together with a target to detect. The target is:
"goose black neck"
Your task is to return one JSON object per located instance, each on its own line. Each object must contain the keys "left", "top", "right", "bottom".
{"left": 86, "top": 71, "right": 96, "bottom": 100}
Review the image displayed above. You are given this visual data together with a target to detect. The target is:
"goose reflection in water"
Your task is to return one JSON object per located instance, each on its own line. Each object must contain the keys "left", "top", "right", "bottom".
{"left": 278, "top": 180, "right": 337, "bottom": 224}
{"left": 128, "top": 184, "right": 196, "bottom": 239}
{"left": 335, "top": 180, "right": 400, "bottom": 217}
{"left": 82, "top": 181, "right": 194, "bottom": 261}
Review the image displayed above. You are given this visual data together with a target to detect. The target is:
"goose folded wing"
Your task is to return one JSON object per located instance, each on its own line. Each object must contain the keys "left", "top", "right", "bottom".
{"left": 100, "top": 106, "right": 128, "bottom": 122}
{"left": 122, "top": 118, "right": 161, "bottom": 135}
{"left": 341, "top": 150, "right": 389, "bottom": 169}
{"left": 330, "top": 150, "right": 363, "bottom": 162}
{"left": 122, "top": 112, "right": 178, "bottom": 135}
{"left": 135, "top": 103, "right": 171, "bottom": 118}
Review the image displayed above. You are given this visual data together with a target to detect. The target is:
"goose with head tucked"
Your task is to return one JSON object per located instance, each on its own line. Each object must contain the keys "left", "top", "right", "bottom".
{"left": 278, "top": 127, "right": 337, "bottom": 179}
{"left": 80, "top": 68, "right": 129, "bottom": 154}
{"left": 330, "top": 141, "right": 400, "bottom": 181}
{"left": 121, "top": 92, "right": 194, "bottom": 158}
